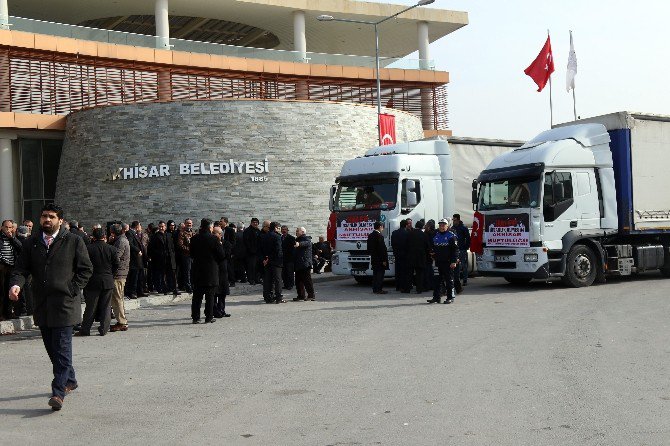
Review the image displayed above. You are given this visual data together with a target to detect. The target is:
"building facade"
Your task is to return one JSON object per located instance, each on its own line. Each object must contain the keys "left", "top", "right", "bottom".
{"left": 0, "top": 0, "right": 467, "bottom": 233}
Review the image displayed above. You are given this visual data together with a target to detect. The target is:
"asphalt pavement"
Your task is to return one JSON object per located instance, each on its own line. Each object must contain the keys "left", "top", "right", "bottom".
{"left": 1, "top": 274, "right": 669, "bottom": 445}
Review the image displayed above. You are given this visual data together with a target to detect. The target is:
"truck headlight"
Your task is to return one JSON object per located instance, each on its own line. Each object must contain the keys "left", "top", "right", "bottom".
{"left": 523, "top": 253, "right": 538, "bottom": 262}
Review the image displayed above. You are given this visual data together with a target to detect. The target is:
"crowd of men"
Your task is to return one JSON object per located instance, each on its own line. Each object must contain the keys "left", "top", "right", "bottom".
{"left": 370, "top": 213, "right": 471, "bottom": 304}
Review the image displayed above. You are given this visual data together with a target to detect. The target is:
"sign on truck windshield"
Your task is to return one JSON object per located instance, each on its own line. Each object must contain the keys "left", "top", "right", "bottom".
{"left": 478, "top": 177, "right": 541, "bottom": 210}
{"left": 336, "top": 211, "right": 381, "bottom": 241}
{"left": 334, "top": 180, "right": 397, "bottom": 211}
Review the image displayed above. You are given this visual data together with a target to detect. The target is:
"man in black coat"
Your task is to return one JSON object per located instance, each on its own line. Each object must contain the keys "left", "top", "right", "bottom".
{"left": 212, "top": 226, "right": 232, "bottom": 318}
{"left": 189, "top": 219, "right": 225, "bottom": 323}
{"left": 9, "top": 203, "right": 93, "bottom": 411}
{"left": 68, "top": 220, "right": 90, "bottom": 245}
{"left": 312, "top": 236, "right": 332, "bottom": 274}
{"left": 281, "top": 225, "right": 296, "bottom": 290}
{"left": 391, "top": 219, "right": 410, "bottom": 293}
{"left": 220, "top": 217, "right": 237, "bottom": 286}
{"left": 1, "top": 219, "right": 23, "bottom": 319}
{"left": 124, "top": 222, "right": 142, "bottom": 299}
{"left": 233, "top": 227, "right": 247, "bottom": 283}
{"left": 406, "top": 220, "right": 430, "bottom": 294}
{"left": 292, "top": 227, "right": 315, "bottom": 301}
{"left": 259, "top": 221, "right": 284, "bottom": 303}
{"left": 243, "top": 218, "right": 261, "bottom": 285}
{"left": 367, "top": 221, "right": 388, "bottom": 294}
{"left": 148, "top": 221, "right": 175, "bottom": 293}
{"left": 78, "top": 228, "right": 118, "bottom": 336}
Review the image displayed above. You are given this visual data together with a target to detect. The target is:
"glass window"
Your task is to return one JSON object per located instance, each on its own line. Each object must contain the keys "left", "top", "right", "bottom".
{"left": 543, "top": 172, "right": 573, "bottom": 207}
{"left": 478, "top": 177, "right": 541, "bottom": 211}
{"left": 334, "top": 179, "right": 398, "bottom": 211}
{"left": 42, "top": 139, "right": 63, "bottom": 199}
{"left": 401, "top": 179, "right": 421, "bottom": 210}
{"left": 19, "top": 138, "right": 64, "bottom": 221}
{"left": 21, "top": 139, "right": 43, "bottom": 200}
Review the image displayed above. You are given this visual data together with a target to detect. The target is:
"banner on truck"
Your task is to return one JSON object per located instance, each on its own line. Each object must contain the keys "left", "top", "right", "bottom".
{"left": 484, "top": 214, "right": 530, "bottom": 247}
{"left": 336, "top": 211, "right": 381, "bottom": 241}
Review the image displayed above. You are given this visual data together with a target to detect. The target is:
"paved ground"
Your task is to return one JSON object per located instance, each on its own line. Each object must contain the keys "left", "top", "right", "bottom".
{"left": 1, "top": 274, "right": 669, "bottom": 445}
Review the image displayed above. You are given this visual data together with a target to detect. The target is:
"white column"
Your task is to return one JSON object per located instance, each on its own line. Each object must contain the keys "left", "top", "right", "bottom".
{"left": 0, "top": 0, "right": 8, "bottom": 30}
{"left": 0, "top": 138, "right": 15, "bottom": 220}
{"left": 155, "top": 0, "right": 170, "bottom": 49}
{"left": 417, "top": 21, "right": 430, "bottom": 69}
{"left": 293, "top": 10, "right": 307, "bottom": 62}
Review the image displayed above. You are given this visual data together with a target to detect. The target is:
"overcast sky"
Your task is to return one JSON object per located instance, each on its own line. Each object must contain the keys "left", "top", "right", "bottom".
{"left": 379, "top": 0, "right": 670, "bottom": 140}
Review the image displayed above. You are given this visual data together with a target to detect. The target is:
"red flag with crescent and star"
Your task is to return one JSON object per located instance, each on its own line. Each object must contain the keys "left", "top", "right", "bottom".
{"left": 524, "top": 36, "right": 554, "bottom": 92}
{"left": 379, "top": 113, "right": 396, "bottom": 146}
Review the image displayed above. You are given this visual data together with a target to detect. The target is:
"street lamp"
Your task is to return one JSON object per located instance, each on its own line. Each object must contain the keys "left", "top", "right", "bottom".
{"left": 318, "top": 0, "right": 434, "bottom": 145}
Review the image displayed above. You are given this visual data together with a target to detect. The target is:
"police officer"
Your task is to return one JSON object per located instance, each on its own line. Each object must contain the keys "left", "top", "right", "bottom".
{"left": 427, "top": 218, "right": 459, "bottom": 304}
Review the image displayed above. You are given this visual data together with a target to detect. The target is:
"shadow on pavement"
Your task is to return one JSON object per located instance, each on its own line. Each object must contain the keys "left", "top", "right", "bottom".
{"left": 0, "top": 393, "right": 51, "bottom": 403}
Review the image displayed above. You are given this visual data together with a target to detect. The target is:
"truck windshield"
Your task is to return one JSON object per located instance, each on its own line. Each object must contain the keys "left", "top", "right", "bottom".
{"left": 334, "top": 179, "right": 398, "bottom": 211}
{"left": 478, "top": 177, "right": 541, "bottom": 210}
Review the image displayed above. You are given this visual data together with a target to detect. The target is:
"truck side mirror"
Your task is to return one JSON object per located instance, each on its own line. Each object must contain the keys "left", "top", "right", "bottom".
{"left": 405, "top": 179, "right": 418, "bottom": 207}
{"left": 472, "top": 189, "right": 478, "bottom": 206}
{"left": 329, "top": 185, "right": 336, "bottom": 211}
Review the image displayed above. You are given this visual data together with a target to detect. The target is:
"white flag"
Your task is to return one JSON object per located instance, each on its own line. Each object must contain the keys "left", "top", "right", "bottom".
{"left": 566, "top": 31, "right": 577, "bottom": 92}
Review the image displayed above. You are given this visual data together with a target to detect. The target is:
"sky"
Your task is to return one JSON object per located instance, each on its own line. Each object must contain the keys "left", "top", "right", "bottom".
{"left": 375, "top": 0, "right": 670, "bottom": 140}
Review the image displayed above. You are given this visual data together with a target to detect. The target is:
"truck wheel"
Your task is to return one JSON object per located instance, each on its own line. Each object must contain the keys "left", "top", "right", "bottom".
{"left": 504, "top": 277, "right": 532, "bottom": 285}
{"left": 353, "top": 276, "right": 372, "bottom": 284}
{"left": 660, "top": 266, "right": 670, "bottom": 278}
{"left": 562, "top": 245, "right": 597, "bottom": 287}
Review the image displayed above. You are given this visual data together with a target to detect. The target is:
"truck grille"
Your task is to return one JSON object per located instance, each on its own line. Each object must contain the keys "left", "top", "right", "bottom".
{"left": 351, "top": 261, "right": 370, "bottom": 270}
{"left": 493, "top": 261, "right": 516, "bottom": 269}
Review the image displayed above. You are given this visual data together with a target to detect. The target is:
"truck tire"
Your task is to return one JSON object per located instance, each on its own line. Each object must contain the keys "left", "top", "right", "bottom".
{"left": 353, "top": 276, "right": 372, "bottom": 284}
{"left": 562, "top": 244, "right": 597, "bottom": 287}
{"left": 504, "top": 277, "right": 532, "bottom": 285}
{"left": 660, "top": 266, "right": 670, "bottom": 278}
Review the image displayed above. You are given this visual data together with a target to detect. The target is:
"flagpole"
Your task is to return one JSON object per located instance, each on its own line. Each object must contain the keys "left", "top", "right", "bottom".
{"left": 570, "top": 30, "right": 577, "bottom": 120}
{"left": 548, "top": 29, "right": 553, "bottom": 128}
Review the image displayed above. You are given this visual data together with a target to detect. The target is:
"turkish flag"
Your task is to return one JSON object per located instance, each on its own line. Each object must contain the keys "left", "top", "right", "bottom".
{"left": 524, "top": 36, "right": 555, "bottom": 92}
{"left": 470, "top": 211, "right": 484, "bottom": 255}
{"left": 379, "top": 113, "right": 396, "bottom": 146}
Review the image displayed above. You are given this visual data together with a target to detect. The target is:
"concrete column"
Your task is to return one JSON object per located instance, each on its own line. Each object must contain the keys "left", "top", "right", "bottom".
{"left": 155, "top": 0, "right": 170, "bottom": 49}
{"left": 293, "top": 10, "right": 309, "bottom": 99}
{"left": 0, "top": 138, "right": 15, "bottom": 220}
{"left": 0, "top": 0, "right": 9, "bottom": 30}
{"left": 417, "top": 21, "right": 433, "bottom": 130}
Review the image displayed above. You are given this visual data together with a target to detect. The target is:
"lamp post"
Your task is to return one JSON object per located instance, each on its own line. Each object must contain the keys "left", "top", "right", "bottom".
{"left": 318, "top": 0, "right": 434, "bottom": 145}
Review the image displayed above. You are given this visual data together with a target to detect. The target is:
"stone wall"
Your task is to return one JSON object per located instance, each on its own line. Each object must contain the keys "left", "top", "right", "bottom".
{"left": 55, "top": 99, "right": 424, "bottom": 235}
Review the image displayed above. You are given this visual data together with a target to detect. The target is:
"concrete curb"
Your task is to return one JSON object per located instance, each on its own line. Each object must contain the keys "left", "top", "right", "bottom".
{"left": 1, "top": 273, "right": 348, "bottom": 335}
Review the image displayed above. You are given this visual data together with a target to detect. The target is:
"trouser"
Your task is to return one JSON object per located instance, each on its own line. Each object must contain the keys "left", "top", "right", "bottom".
{"left": 282, "top": 261, "right": 295, "bottom": 289}
{"left": 263, "top": 265, "right": 283, "bottom": 302}
{"left": 234, "top": 256, "right": 247, "bottom": 282}
{"left": 458, "top": 250, "right": 469, "bottom": 283}
{"left": 82, "top": 288, "right": 113, "bottom": 335}
{"left": 125, "top": 268, "right": 139, "bottom": 297}
{"left": 151, "top": 263, "right": 166, "bottom": 293}
{"left": 433, "top": 263, "right": 455, "bottom": 301}
{"left": 22, "top": 278, "right": 33, "bottom": 315}
{"left": 394, "top": 257, "right": 409, "bottom": 290}
{"left": 180, "top": 257, "right": 193, "bottom": 292}
{"left": 40, "top": 326, "right": 76, "bottom": 400}
{"left": 246, "top": 255, "right": 258, "bottom": 284}
{"left": 372, "top": 267, "right": 385, "bottom": 292}
{"left": 424, "top": 261, "right": 434, "bottom": 291}
{"left": 409, "top": 266, "right": 425, "bottom": 292}
{"left": 165, "top": 267, "right": 177, "bottom": 292}
{"left": 228, "top": 258, "right": 235, "bottom": 284}
{"left": 0, "top": 263, "right": 13, "bottom": 318}
{"left": 295, "top": 268, "right": 315, "bottom": 299}
{"left": 192, "top": 286, "right": 216, "bottom": 321}
{"left": 111, "top": 279, "right": 127, "bottom": 325}
{"left": 313, "top": 257, "right": 326, "bottom": 273}
{"left": 214, "top": 293, "right": 227, "bottom": 316}
{"left": 136, "top": 267, "right": 147, "bottom": 295}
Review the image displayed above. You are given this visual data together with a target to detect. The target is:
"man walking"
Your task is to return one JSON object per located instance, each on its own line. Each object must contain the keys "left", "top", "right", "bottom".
{"left": 190, "top": 219, "right": 225, "bottom": 323}
{"left": 367, "top": 221, "right": 388, "bottom": 294}
{"left": 1, "top": 220, "right": 23, "bottom": 319}
{"left": 78, "top": 228, "right": 118, "bottom": 336}
{"left": 109, "top": 224, "right": 130, "bottom": 332}
{"left": 9, "top": 204, "right": 92, "bottom": 411}
{"left": 427, "top": 218, "right": 459, "bottom": 304}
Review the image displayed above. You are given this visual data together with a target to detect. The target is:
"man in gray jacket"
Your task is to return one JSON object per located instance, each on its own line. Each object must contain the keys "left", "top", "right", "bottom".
{"left": 9, "top": 203, "right": 92, "bottom": 411}
{"left": 109, "top": 223, "right": 130, "bottom": 332}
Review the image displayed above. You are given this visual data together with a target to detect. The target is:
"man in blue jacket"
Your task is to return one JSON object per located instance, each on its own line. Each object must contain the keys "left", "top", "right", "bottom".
{"left": 427, "top": 218, "right": 459, "bottom": 304}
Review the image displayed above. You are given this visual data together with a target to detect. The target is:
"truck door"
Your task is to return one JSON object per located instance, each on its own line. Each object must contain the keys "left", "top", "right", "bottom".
{"left": 543, "top": 171, "right": 579, "bottom": 247}
{"left": 573, "top": 171, "right": 599, "bottom": 229}
{"left": 401, "top": 178, "right": 424, "bottom": 223}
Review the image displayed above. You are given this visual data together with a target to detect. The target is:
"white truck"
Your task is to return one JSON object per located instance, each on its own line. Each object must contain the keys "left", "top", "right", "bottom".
{"left": 473, "top": 112, "right": 670, "bottom": 286}
{"left": 329, "top": 137, "right": 518, "bottom": 281}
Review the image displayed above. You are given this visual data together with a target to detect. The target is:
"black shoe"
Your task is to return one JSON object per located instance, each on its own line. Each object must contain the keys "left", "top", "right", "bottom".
{"left": 128, "top": 294, "right": 138, "bottom": 299}
{"left": 137, "top": 293, "right": 148, "bottom": 298}
{"left": 205, "top": 318, "right": 216, "bottom": 323}
{"left": 444, "top": 298, "right": 454, "bottom": 304}
{"left": 73, "top": 324, "right": 82, "bottom": 332}
{"left": 426, "top": 298, "right": 440, "bottom": 304}
{"left": 192, "top": 319, "right": 200, "bottom": 324}
{"left": 462, "top": 281, "right": 468, "bottom": 286}
{"left": 275, "top": 299, "right": 286, "bottom": 304}
{"left": 221, "top": 313, "right": 231, "bottom": 317}
{"left": 293, "top": 297, "right": 306, "bottom": 301}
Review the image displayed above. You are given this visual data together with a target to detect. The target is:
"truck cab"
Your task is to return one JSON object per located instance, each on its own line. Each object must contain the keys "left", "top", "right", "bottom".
{"left": 330, "top": 139, "right": 454, "bottom": 280}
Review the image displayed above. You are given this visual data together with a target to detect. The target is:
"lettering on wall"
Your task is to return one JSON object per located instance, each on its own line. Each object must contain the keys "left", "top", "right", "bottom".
{"left": 110, "top": 159, "right": 270, "bottom": 182}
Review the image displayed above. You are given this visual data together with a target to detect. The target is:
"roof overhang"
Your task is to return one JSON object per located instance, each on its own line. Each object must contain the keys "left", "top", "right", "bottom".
{"left": 8, "top": 0, "right": 468, "bottom": 58}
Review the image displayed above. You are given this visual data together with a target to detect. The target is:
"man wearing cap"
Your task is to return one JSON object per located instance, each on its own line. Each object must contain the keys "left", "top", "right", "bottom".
{"left": 427, "top": 218, "right": 459, "bottom": 304}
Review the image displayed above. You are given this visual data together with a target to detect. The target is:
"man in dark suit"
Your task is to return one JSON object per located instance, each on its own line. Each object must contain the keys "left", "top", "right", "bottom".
{"left": 9, "top": 203, "right": 93, "bottom": 411}
{"left": 220, "top": 217, "right": 237, "bottom": 287}
{"left": 259, "top": 221, "right": 284, "bottom": 303}
{"left": 391, "top": 219, "right": 410, "bottom": 292}
{"left": 243, "top": 218, "right": 261, "bottom": 285}
{"left": 280, "top": 225, "right": 296, "bottom": 290}
{"left": 407, "top": 220, "right": 430, "bottom": 294}
{"left": 367, "top": 221, "right": 388, "bottom": 294}
{"left": 189, "top": 219, "right": 225, "bottom": 323}
{"left": 77, "top": 228, "right": 118, "bottom": 336}
{"left": 124, "top": 222, "right": 142, "bottom": 299}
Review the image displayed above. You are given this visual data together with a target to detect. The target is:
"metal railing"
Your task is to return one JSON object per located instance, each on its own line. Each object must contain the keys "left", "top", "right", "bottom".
{"left": 7, "top": 16, "right": 436, "bottom": 70}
